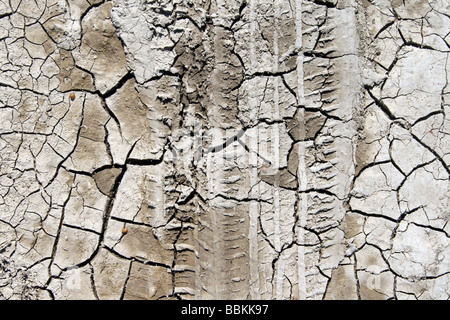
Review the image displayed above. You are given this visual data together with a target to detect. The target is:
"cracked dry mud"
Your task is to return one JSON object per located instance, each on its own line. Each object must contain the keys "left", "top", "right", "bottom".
{"left": 0, "top": 0, "right": 449, "bottom": 300}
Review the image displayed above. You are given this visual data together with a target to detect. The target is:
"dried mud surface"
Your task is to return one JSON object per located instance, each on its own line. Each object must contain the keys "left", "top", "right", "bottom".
{"left": 0, "top": 0, "right": 449, "bottom": 300}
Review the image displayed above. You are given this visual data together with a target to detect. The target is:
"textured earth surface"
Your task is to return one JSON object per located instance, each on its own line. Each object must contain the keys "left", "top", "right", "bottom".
{"left": 0, "top": 0, "right": 449, "bottom": 300}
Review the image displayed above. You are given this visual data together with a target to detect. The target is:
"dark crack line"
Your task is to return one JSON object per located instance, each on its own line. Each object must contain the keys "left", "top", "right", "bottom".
{"left": 364, "top": 85, "right": 397, "bottom": 121}
{"left": 410, "top": 132, "right": 450, "bottom": 177}
{"left": 119, "top": 260, "right": 133, "bottom": 300}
